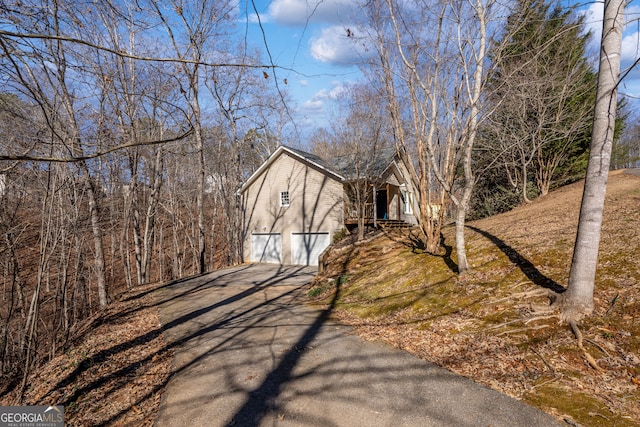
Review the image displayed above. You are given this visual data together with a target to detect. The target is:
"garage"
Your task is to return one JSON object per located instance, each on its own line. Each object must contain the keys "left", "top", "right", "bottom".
{"left": 291, "top": 232, "right": 330, "bottom": 266}
{"left": 250, "top": 233, "right": 282, "bottom": 263}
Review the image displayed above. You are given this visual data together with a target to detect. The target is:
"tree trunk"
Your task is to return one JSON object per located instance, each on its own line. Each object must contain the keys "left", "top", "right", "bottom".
{"left": 197, "top": 131, "right": 206, "bottom": 274}
{"left": 132, "top": 192, "right": 144, "bottom": 284}
{"left": 86, "top": 176, "right": 109, "bottom": 307}
{"left": 142, "top": 147, "right": 164, "bottom": 281}
{"left": 454, "top": 205, "right": 469, "bottom": 272}
{"left": 522, "top": 162, "right": 532, "bottom": 203}
{"left": 188, "top": 64, "right": 206, "bottom": 274}
{"left": 356, "top": 186, "right": 365, "bottom": 241}
{"left": 562, "top": 0, "right": 624, "bottom": 322}
{"left": 453, "top": 0, "right": 487, "bottom": 273}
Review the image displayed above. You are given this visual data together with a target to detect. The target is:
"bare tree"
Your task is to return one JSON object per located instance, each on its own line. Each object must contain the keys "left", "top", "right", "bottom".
{"left": 0, "top": 2, "right": 110, "bottom": 307}
{"left": 483, "top": 0, "right": 596, "bottom": 203}
{"left": 366, "top": 0, "right": 447, "bottom": 254}
{"left": 150, "top": 0, "right": 236, "bottom": 274}
{"left": 611, "top": 112, "right": 640, "bottom": 169}
{"left": 311, "top": 84, "right": 392, "bottom": 241}
{"left": 0, "top": 0, "right": 293, "bottom": 393}
{"left": 367, "top": 0, "right": 494, "bottom": 272}
{"left": 206, "top": 54, "right": 272, "bottom": 266}
{"left": 561, "top": 0, "right": 626, "bottom": 322}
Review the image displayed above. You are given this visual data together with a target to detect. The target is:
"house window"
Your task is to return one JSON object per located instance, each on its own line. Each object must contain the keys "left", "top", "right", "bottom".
{"left": 401, "top": 189, "right": 413, "bottom": 214}
{"left": 280, "top": 191, "right": 290, "bottom": 207}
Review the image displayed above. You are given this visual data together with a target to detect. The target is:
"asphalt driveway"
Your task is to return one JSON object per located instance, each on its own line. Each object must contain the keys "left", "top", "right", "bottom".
{"left": 153, "top": 263, "right": 561, "bottom": 427}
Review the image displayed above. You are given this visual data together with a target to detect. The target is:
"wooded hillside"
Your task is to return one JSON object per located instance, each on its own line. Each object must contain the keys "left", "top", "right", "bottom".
{"left": 311, "top": 170, "right": 640, "bottom": 427}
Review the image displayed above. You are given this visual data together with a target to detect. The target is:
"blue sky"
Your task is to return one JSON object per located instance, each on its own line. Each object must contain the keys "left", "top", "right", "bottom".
{"left": 240, "top": 0, "right": 640, "bottom": 134}
{"left": 577, "top": 0, "right": 640, "bottom": 108}
{"left": 240, "top": 0, "right": 366, "bottom": 131}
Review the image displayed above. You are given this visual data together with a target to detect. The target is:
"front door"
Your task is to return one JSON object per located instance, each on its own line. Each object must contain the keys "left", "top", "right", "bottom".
{"left": 376, "top": 189, "right": 388, "bottom": 220}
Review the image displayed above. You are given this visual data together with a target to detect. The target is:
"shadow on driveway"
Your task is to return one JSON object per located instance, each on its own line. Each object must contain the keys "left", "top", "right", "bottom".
{"left": 154, "top": 263, "right": 561, "bottom": 427}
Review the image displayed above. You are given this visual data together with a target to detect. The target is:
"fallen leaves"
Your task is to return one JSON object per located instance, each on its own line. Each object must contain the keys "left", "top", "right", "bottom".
{"left": 1, "top": 281, "right": 173, "bottom": 426}
{"left": 313, "top": 172, "right": 640, "bottom": 426}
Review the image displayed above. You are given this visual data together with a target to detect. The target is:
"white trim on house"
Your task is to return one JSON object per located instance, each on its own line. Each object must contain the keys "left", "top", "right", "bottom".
{"left": 400, "top": 186, "right": 413, "bottom": 214}
{"left": 238, "top": 146, "right": 345, "bottom": 195}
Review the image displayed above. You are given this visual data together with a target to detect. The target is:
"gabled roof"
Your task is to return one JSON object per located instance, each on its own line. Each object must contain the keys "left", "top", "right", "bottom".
{"left": 331, "top": 146, "right": 399, "bottom": 180}
{"left": 238, "top": 145, "right": 345, "bottom": 194}
{"left": 238, "top": 145, "right": 405, "bottom": 194}
{"left": 284, "top": 146, "right": 341, "bottom": 175}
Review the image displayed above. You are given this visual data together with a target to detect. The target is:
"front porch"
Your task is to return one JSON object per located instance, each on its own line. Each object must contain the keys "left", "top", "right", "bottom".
{"left": 344, "top": 183, "right": 413, "bottom": 229}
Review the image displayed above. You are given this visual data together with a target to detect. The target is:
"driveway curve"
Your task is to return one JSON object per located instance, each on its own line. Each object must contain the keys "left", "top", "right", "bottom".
{"left": 154, "top": 264, "right": 561, "bottom": 427}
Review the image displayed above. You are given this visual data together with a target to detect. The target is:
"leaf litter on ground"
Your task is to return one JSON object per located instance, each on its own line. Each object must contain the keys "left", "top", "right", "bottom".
{"left": 3, "top": 171, "right": 639, "bottom": 427}
{"left": 309, "top": 170, "right": 640, "bottom": 427}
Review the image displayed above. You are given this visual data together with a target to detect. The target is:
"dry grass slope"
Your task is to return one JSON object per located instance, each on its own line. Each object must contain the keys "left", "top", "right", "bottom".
{"left": 310, "top": 170, "right": 640, "bottom": 427}
{"left": 2, "top": 170, "right": 638, "bottom": 426}
{"left": 0, "top": 281, "right": 172, "bottom": 426}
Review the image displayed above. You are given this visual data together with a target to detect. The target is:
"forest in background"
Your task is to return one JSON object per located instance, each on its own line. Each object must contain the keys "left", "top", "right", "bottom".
{"left": 0, "top": 0, "right": 294, "bottom": 394}
{"left": 2, "top": 0, "right": 640, "bottom": 398}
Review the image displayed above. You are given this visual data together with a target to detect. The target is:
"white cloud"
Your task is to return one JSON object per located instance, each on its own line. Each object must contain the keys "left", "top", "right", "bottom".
{"left": 268, "top": 0, "right": 358, "bottom": 26}
{"left": 622, "top": 4, "right": 640, "bottom": 63}
{"left": 582, "top": 3, "right": 640, "bottom": 109}
{"left": 302, "top": 99, "right": 325, "bottom": 113}
{"left": 247, "top": 12, "right": 270, "bottom": 24}
{"left": 580, "top": 2, "right": 604, "bottom": 53}
{"left": 299, "top": 79, "right": 308, "bottom": 87}
{"left": 319, "top": 82, "right": 348, "bottom": 99}
{"left": 309, "top": 25, "right": 372, "bottom": 65}
{"left": 581, "top": 2, "right": 640, "bottom": 62}
{"left": 622, "top": 32, "right": 640, "bottom": 62}
{"left": 579, "top": 1, "right": 640, "bottom": 102}
{"left": 300, "top": 83, "right": 348, "bottom": 115}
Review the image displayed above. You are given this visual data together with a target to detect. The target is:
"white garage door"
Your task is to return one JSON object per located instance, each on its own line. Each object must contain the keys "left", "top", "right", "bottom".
{"left": 251, "top": 233, "right": 282, "bottom": 264}
{"left": 291, "top": 232, "right": 330, "bottom": 266}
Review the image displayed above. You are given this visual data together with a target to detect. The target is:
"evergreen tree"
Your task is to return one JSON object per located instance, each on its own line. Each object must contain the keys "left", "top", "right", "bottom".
{"left": 475, "top": 0, "right": 599, "bottom": 216}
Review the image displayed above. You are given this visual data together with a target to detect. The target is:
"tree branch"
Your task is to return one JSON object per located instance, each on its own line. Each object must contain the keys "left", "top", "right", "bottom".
{"left": 0, "top": 29, "right": 288, "bottom": 71}
{"left": 0, "top": 128, "right": 193, "bottom": 163}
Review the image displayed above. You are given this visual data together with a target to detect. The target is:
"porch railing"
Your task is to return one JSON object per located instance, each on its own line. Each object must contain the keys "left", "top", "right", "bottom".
{"left": 345, "top": 203, "right": 374, "bottom": 220}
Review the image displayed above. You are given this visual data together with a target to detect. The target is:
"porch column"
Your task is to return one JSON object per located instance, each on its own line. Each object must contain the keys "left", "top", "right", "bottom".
{"left": 386, "top": 183, "right": 391, "bottom": 220}
{"left": 372, "top": 184, "right": 377, "bottom": 228}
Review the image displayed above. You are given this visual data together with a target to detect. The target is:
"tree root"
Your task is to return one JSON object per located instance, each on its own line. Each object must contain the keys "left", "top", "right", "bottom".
{"left": 568, "top": 320, "right": 605, "bottom": 372}
{"left": 524, "top": 304, "right": 556, "bottom": 314}
{"left": 604, "top": 292, "right": 619, "bottom": 317}
{"left": 487, "top": 288, "right": 549, "bottom": 306}
{"left": 496, "top": 324, "right": 551, "bottom": 336}
{"left": 531, "top": 347, "right": 556, "bottom": 374}
{"left": 523, "top": 313, "right": 560, "bottom": 324}
{"left": 486, "top": 318, "right": 524, "bottom": 330}
{"left": 584, "top": 338, "right": 611, "bottom": 358}
{"left": 487, "top": 312, "right": 560, "bottom": 331}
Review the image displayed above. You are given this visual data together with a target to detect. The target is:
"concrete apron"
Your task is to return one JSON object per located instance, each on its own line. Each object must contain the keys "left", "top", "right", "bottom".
{"left": 154, "top": 263, "right": 561, "bottom": 427}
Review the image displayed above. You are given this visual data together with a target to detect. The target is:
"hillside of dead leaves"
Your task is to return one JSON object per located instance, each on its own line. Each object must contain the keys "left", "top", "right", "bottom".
{"left": 1, "top": 170, "right": 638, "bottom": 426}
{"left": 309, "top": 169, "right": 640, "bottom": 427}
{"left": 0, "top": 280, "right": 172, "bottom": 426}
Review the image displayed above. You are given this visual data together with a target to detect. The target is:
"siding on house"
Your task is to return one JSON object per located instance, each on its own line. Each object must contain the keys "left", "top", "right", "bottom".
{"left": 396, "top": 161, "right": 419, "bottom": 225}
{"left": 241, "top": 150, "right": 344, "bottom": 264}
{"left": 379, "top": 160, "right": 419, "bottom": 225}
{"left": 383, "top": 165, "right": 402, "bottom": 222}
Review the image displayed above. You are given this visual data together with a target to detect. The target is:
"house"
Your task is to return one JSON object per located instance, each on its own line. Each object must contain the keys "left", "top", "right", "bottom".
{"left": 238, "top": 145, "right": 418, "bottom": 266}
